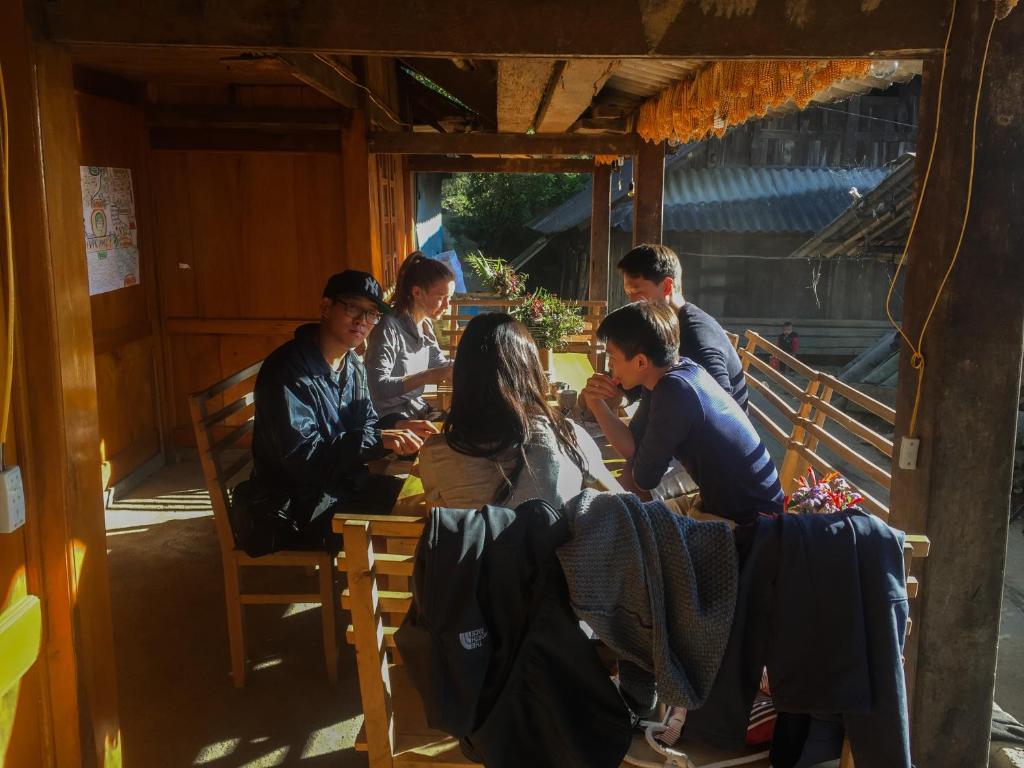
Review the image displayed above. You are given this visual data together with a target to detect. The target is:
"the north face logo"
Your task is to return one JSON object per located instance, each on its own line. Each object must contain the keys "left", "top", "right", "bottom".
{"left": 459, "top": 627, "right": 488, "bottom": 650}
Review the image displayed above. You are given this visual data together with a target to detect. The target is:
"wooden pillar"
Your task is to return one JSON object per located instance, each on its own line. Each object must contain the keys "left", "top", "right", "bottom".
{"left": 632, "top": 139, "right": 665, "bottom": 245}
{"left": 1, "top": 6, "right": 121, "bottom": 762}
{"left": 588, "top": 164, "right": 612, "bottom": 304}
{"left": 340, "top": 109, "right": 382, "bottom": 277}
{"left": 888, "top": 4, "right": 1023, "bottom": 766}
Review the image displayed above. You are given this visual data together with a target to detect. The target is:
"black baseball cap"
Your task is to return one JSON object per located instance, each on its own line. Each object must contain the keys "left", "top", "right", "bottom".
{"left": 322, "top": 270, "right": 389, "bottom": 313}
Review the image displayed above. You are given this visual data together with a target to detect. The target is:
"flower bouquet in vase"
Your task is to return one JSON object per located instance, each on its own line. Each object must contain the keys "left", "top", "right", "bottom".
{"left": 463, "top": 252, "right": 527, "bottom": 300}
{"left": 784, "top": 468, "right": 864, "bottom": 515}
{"left": 510, "top": 288, "right": 585, "bottom": 379}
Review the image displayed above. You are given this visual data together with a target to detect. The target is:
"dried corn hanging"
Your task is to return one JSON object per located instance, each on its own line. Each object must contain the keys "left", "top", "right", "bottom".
{"left": 636, "top": 59, "right": 872, "bottom": 144}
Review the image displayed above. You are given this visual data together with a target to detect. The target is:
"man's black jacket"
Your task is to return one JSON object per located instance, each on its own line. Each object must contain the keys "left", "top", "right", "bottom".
{"left": 237, "top": 324, "right": 385, "bottom": 553}
{"left": 395, "top": 501, "right": 633, "bottom": 768}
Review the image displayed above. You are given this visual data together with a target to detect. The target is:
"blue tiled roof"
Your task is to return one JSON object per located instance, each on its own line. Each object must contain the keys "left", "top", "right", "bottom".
{"left": 530, "top": 162, "right": 892, "bottom": 235}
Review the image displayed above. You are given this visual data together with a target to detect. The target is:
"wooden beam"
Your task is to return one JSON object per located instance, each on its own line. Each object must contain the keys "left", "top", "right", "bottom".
{"left": 146, "top": 105, "right": 347, "bottom": 130}
{"left": 342, "top": 111, "right": 381, "bottom": 277}
{"left": 407, "top": 156, "right": 594, "bottom": 174}
{"left": 43, "top": 0, "right": 951, "bottom": 57}
{"left": 888, "top": 4, "right": 1023, "bottom": 767}
{"left": 367, "top": 131, "right": 640, "bottom": 156}
{"left": 1, "top": 25, "right": 120, "bottom": 766}
{"left": 149, "top": 127, "right": 341, "bottom": 153}
{"left": 633, "top": 140, "right": 665, "bottom": 244}
{"left": 165, "top": 318, "right": 314, "bottom": 336}
{"left": 589, "top": 164, "right": 612, "bottom": 305}
{"left": 535, "top": 59, "right": 620, "bottom": 133}
{"left": 401, "top": 57, "right": 497, "bottom": 127}
{"left": 277, "top": 52, "right": 360, "bottom": 110}
{"left": 497, "top": 59, "right": 555, "bottom": 133}
{"left": 72, "top": 65, "right": 144, "bottom": 105}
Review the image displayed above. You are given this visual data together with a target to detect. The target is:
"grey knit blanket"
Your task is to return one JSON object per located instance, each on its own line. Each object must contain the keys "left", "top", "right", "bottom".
{"left": 556, "top": 490, "right": 738, "bottom": 711}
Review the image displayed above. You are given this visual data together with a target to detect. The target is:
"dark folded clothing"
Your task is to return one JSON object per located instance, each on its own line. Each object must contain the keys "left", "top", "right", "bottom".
{"left": 684, "top": 509, "right": 911, "bottom": 768}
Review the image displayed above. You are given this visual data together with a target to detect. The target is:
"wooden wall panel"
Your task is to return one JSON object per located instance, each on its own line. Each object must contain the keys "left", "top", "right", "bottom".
{"left": 149, "top": 151, "right": 199, "bottom": 317}
{"left": 187, "top": 153, "right": 246, "bottom": 318}
{"left": 94, "top": 336, "right": 160, "bottom": 478}
{"left": 151, "top": 148, "right": 346, "bottom": 446}
{"left": 77, "top": 90, "right": 165, "bottom": 487}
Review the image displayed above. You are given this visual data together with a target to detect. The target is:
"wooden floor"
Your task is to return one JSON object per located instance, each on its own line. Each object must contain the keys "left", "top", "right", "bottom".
{"left": 103, "top": 459, "right": 1024, "bottom": 767}
{"left": 104, "top": 462, "right": 366, "bottom": 768}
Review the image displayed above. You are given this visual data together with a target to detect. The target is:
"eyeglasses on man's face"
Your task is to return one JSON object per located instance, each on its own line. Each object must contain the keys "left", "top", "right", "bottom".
{"left": 332, "top": 299, "right": 383, "bottom": 325}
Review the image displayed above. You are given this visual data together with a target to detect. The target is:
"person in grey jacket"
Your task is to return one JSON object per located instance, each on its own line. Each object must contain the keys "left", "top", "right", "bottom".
{"left": 365, "top": 252, "right": 454, "bottom": 427}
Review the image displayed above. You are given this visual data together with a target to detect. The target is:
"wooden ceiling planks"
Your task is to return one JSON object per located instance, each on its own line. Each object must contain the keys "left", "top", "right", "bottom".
{"left": 496, "top": 59, "right": 556, "bottom": 132}
{"left": 46, "top": 0, "right": 951, "bottom": 58}
{"left": 534, "top": 59, "right": 620, "bottom": 133}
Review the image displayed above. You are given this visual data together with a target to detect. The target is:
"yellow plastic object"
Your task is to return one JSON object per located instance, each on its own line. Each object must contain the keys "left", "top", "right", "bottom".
{"left": 0, "top": 595, "right": 42, "bottom": 696}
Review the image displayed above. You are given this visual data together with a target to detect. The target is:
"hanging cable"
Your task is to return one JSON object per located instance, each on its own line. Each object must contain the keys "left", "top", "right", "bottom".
{"left": 883, "top": 0, "right": 999, "bottom": 437}
{"left": 0, "top": 60, "right": 16, "bottom": 453}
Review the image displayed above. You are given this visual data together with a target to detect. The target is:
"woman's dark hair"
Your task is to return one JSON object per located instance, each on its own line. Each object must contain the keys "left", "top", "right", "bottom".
{"left": 443, "top": 313, "right": 586, "bottom": 501}
{"left": 391, "top": 251, "right": 454, "bottom": 314}
{"left": 597, "top": 302, "right": 680, "bottom": 368}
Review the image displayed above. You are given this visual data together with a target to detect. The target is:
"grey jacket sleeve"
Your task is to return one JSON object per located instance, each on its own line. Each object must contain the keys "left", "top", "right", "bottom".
{"left": 364, "top": 320, "right": 407, "bottom": 402}
{"left": 424, "top": 322, "right": 450, "bottom": 369}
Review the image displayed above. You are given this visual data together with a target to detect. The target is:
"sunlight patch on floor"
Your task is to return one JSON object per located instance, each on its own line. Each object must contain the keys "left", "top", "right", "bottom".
{"left": 300, "top": 716, "right": 363, "bottom": 759}
{"left": 240, "top": 745, "right": 289, "bottom": 767}
{"left": 282, "top": 602, "right": 318, "bottom": 618}
{"left": 192, "top": 737, "right": 242, "bottom": 764}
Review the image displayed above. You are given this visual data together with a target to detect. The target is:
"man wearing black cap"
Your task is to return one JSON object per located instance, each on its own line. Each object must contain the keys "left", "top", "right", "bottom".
{"left": 236, "top": 270, "right": 436, "bottom": 556}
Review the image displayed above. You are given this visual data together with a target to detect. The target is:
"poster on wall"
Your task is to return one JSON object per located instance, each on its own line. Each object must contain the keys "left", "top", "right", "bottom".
{"left": 79, "top": 166, "right": 140, "bottom": 295}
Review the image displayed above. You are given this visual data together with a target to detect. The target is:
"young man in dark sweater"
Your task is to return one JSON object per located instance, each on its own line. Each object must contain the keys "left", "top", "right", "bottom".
{"left": 617, "top": 243, "right": 747, "bottom": 410}
{"left": 582, "top": 303, "right": 783, "bottom": 526}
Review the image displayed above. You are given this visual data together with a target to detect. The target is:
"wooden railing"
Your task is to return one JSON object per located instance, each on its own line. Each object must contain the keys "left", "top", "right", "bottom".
{"left": 735, "top": 329, "right": 927, "bottom": 768}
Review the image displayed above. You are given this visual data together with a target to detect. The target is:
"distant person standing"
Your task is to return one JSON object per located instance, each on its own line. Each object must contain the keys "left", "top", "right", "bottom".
{"left": 773, "top": 321, "right": 800, "bottom": 373}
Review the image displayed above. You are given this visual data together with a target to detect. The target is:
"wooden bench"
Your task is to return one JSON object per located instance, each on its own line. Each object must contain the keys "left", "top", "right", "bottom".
{"left": 188, "top": 360, "right": 339, "bottom": 687}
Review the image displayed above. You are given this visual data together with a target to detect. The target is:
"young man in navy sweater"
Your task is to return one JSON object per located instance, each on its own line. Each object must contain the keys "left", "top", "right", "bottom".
{"left": 582, "top": 302, "right": 783, "bottom": 525}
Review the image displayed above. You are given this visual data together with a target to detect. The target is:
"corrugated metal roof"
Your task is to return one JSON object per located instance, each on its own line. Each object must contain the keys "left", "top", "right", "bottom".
{"left": 619, "top": 165, "right": 890, "bottom": 234}
{"left": 789, "top": 154, "right": 916, "bottom": 259}
{"left": 528, "top": 145, "right": 700, "bottom": 235}
{"left": 530, "top": 162, "right": 892, "bottom": 236}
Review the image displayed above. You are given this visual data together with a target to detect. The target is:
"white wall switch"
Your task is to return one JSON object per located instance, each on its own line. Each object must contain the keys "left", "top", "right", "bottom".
{"left": 0, "top": 466, "right": 26, "bottom": 533}
{"left": 898, "top": 437, "right": 920, "bottom": 470}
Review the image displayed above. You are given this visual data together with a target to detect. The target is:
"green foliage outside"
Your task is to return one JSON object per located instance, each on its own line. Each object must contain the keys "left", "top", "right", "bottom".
{"left": 442, "top": 173, "right": 588, "bottom": 261}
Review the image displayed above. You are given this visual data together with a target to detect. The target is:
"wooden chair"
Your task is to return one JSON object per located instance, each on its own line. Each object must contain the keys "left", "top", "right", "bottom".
{"left": 188, "top": 360, "right": 338, "bottom": 687}
{"left": 335, "top": 507, "right": 774, "bottom": 768}
{"left": 333, "top": 513, "right": 477, "bottom": 767}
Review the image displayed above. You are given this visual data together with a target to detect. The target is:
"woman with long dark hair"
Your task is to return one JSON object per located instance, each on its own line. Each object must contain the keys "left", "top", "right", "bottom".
{"left": 365, "top": 252, "right": 455, "bottom": 427}
{"left": 419, "top": 313, "right": 622, "bottom": 507}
